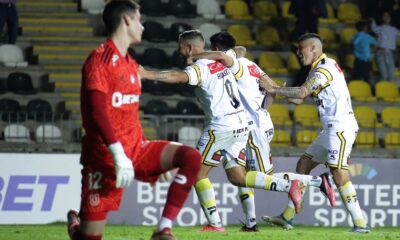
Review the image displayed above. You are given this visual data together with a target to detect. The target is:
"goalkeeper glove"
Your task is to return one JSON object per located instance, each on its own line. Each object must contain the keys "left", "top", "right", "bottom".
{"left": 108, "top": 142, "right": 134, "bottom": 188}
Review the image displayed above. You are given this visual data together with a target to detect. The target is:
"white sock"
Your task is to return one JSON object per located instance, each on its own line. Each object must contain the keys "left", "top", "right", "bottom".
{"left": 194, "top": 178, "right": 222, "bottom": 227}
{"left": 239, "top": 187, "right": 256, "bottom": 228}
{"left": 339, "top": 181, "right": 367, "bottom": 227}
{"left": 157, "top": 217, "right": 172, "bottom": 231}
{"left": 273, "top": 172, "right": 322, "bottom": 187}
{"left": 246, "top": 171, "right": 291, "bottom": 192}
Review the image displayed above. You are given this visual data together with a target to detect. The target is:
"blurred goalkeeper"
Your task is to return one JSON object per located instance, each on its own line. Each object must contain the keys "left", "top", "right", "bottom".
{"left": 66, "top": 1, "right": 201, "bottom": 240}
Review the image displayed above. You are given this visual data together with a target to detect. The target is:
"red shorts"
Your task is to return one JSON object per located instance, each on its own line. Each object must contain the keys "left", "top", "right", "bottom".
{"left": 79, "top": 140, "right": 171, "bottom": 216}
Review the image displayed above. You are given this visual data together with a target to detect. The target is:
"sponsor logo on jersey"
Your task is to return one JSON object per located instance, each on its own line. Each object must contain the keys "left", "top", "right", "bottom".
{"left": 207, "top": 61, "right": 225, "bottom": 74}
{"left": 248, "top": 64, "right": 261, "bottom": 78}
{"left": 111, "top": 92, "right": 139, "bottom": 107}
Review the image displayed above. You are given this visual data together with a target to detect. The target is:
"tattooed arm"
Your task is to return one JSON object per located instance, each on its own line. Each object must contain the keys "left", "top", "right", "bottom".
{"left": 192, "top": 51, "right": 234, "bottom": 67}
{"left": 260, "top": 76, "right": 312, "bottom": 99}
{"left": 139, "top": 66, "right": 189, "bottom": 84}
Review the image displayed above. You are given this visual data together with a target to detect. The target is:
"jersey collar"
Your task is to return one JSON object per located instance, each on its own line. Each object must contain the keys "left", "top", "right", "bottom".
{"left": 311, "top": 53, "right": 326, "bottom": 69}
{"left": 106, "top": 38, "right": 132, "bottom": 63}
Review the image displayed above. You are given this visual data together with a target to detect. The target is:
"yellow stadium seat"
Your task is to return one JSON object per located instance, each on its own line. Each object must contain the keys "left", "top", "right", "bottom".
{"left": 340, "top": 27, "right": 357, "bottom": 44}
{"left": 282, "top": 1, "right": 295, "bottom": 20}
{"left": 296, "top": 130, "right": 318, "bottom": 147}
{"left": 253, "top": 1, "right": 278, "bottom": 20}
{"left": 287, "top": 52, "right": 301, "bottom": 71}
{"left": 225, "top": 0, "right": 253, "bottom": 20}
{"left": 227, "top": 24, "right": 256, "bottom": 46}
{"left": 375, "top": 81, "right": 400, "bottom": 102}
{"left": 338, "top": 3, "right": 362, "bottom": 23}
{"left": 256, "top": 26, "right": 281, "bottom": 48}
{"left": 320, "top": 3, "right": 339, "bottom": 24}
{"left": 381, "top": 107, "right": 400, "bottom": 128}
{"left": 384, "top": 132, "right": 400, "bottom": 149}
{"left": 355, "top": 131, "right": 378, "bottom": 148}
{"left": 325, "top": 52, "right": 339, "bottom": 63}
{"left": 271, "top": 129, "right": 292, "bottom": 147}
{"left": 244, "top": 51, "right": 254, "bottom": 62}
{"left": 318, "top": 27, "right": 338, "bottom": 49}
{"left": 143, "top": 127, "right": 158, "bottom": 140}
{"left": 354, "top": 106, "right": 382, "bottom": 128}
{"left": 294, "top": 104, "right": 321, "bottom": 127}
{"left": 348, "top": 80, "right": 377, "bottom": 102}
{"left": 258, "top": 52, "right": 288, "bottom": 74}
{"left": 268, "top": 104, "right": 292, "bottom": 127}
{"left": 344, "top": 54, "right": 355, "bottom": 70}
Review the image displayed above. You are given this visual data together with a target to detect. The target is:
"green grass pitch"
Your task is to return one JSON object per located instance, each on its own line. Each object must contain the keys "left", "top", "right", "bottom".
{"left": 0, "top": 224, "right": 399, "bottom": 240}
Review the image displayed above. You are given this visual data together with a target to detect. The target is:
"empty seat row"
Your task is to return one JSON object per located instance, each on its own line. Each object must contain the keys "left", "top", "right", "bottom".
{"left": 143, "top": 99, "right": 203, "bottom": 115}
{"left": 3, "top": 123, "right": 62, "bottom": 143}
{"left": 348, "top": 80, "right": 400, "bottom": 102}
{"left": 0, "top": 44, "right": 28, "bottom": 68}
{"left": 0, "top": 72, "right": 37, "bottom": 94}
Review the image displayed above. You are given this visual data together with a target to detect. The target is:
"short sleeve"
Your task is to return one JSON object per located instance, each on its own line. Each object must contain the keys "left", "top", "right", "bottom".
{"left": 83, "top": 54, "right": 109, "bottom": 93}
{"left": 184, "top": 64, "right": 201, "bottom": 86}
{"left": 305, "top": 68, "right": 333, "bottom": 95}
{"left": 229, "top": 58, "right": 244, "bottom": 79}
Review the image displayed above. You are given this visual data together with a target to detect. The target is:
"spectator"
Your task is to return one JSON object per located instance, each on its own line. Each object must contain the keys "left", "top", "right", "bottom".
{"left": 371, "top": 12, "right": 400, "bottom": 81}
{"left": 289, "top": 0, "right": 327, "bottom": 41}
{"left": 0, "top": 0, "right": 18, "bottom": 44}
{"left": 351, "top": 20, "right": 377, "bottom": 83}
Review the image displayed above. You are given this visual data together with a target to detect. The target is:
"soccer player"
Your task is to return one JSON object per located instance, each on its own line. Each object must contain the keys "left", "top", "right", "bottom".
{"left": 66, "top": 2, "right": 202, "bottom": 240}
{"left": 260, "top": 33, "right": 370, "bottom": 233}
{"left": 140, "top": 29, "right": 304, "bottom": 228}
{"left": 190, "top": 32, "right": 335, "bottom": 232}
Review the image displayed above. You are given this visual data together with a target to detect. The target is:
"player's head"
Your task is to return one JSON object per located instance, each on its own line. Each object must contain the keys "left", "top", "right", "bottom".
{"left": 178, "top": 30, "right": 205, "bottom": 58}
{"left": 102, "top": 0, "right": 143, "bottom": 44}
{"left": 296, "top": 33, "right": 323, "bottom": 66}
{"left": 382, "top": 11, "right": 391, "bottom": 24}
{"left": 209, "top": 31, "right": 236, "bottom": 51}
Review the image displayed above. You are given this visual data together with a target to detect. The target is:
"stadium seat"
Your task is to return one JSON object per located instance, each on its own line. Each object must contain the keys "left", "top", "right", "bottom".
{"left": 271, "top": 129, "right": 292, "bottom": 147}
{"left": 318, "top": 27, "right": 338, "bottom": 49}
{"left": 384, "top": 132, "right": 400, "bottom": 149}
{"left": 253, "top": 1, "right": 278, "bottom": 20}
{"left": 287, "top": 52, "right": 301, "bottom": 71}
{"left": 255, "top": 26, "right": 281, "bottom": 48}
{"left": 258, "top": 52, "right": 288, "bottom": 74}
{"left": 340, "top": 27, "right": 357, "bottom": 45}
{"left": 244, "top": 51, "right": 255, "bottom": 62}
{"left": 175, "top": 100, "right": 202, "bottom": 115}
{"left": 141, "top": 79, "right": 176, "bottom": 96}
{"left": 170, "top": 50, "right": 186, "bottom": 69}
{"left": 344, "top": 54, "right": 355, "bottom": 70}
{"left": 27, "top": 99, "right": 53, "bottom": 122}
{"left": 381, "top": 107, "right": 400, "bottom": 128}
{"left": 325, "top": 52, "right": 339, "bottom": 63}
{"left": 169, "top": 22, "right": 193, "bottom": 42}
{"left": 35, "top": 124, "right": 62, "bottom": 143}
{"left": 337, "top": 3, "right": 361, "bottom": 23}
{"left": 142, "top": 21, "right": 169, "bottom": 43}
{"left": 227, "top": 24, "right": 256, "bottom": 46}
{"left": 178, "top": 84, "right": 196, "bottom": 97}
{"left": 355, "top": 131, "right": 377, "bottom": 148}
{"left": 199, "top": 23, "right": 222, "bottom": 46}
{"left": 141, "top": 0, "right": 167, "bottom": 16}
{"left": 0, "top": 98, "right": 25, "bottom": 122}
{"left": 375, "top": 81, "right": 400, "bottom": 102}
{"left": 354, "top": 106, "right": 381, "bottom": 128}
{"left": 178, "top": 126, "right": 202, "bottom": 147}
{"left": 3, "top": 124, "right": 31, "bottom": 142}
{"left": 169, "top": 0, "right": 196, "bottom": 18}
{"left": 268, "top": 104, "right": 292, "bottom": 127}
{"left": 0, "top": 44, "right": 28, "bottom": 67}
{"left": 140, "top": 48, "right": 170, "bottom": 69}
{"left": 196, "top": 0, "right": 225, "bottom": 19}
{"left": 7, "top": 72, "right": 37, "bottom": 94}
{"left": 296, "top": 130, "right": 318, "bottom": 147}
{"left": 225, "top": 0, "right": 253, "bottom": 20}
{"left": 144, "top": 99, "right": 170, "bottom": 115}
{"left": 294, "top": 104, "right": 321, "bottom": 127}
{"left": 320, "top": 3, "right": 339, "bottom": 24}
{"left": 143, "top": 127, "right": 158, "bottom": 140}
{"left": 281, "top": 1, "right": 295, "bottom": 21}
{"left": 81, "top": 0, "right": 105, "bottom": 14}
{"left": 348, "top": 80, "right": 376, "bottom": 102}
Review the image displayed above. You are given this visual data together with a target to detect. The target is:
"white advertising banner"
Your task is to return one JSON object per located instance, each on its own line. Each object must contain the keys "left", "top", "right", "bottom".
{"left": 0, "top": 154, "right": 81, "bottom": 224}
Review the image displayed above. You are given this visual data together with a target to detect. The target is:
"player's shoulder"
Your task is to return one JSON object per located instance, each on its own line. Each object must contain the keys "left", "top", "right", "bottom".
{"left": 86, "top": 42, "right": 117, "bottom": 67}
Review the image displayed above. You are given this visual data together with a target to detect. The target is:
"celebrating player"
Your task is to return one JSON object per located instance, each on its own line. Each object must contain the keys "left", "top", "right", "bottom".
{"left": 190, "top": 31, "right": 335, "bottom": 232}
{"left": 66, "top": 1, "right": 202, "bottom": 240}
{"left": 260, "top": 33, "right": 370, "bottom": 233}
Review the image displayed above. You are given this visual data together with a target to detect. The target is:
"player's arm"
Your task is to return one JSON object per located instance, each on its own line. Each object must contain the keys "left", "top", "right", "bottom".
{"left": 260, "top": 76, "right": 312, "bottom": 99}
{"left": 262, "top": 93, "right": 274, "bottom": 110}
{"left": 140, "top": 65, "right": 189, "bottom": 84}
{"left": 192, "top": 51, "right": 234, "bottom": 67}
{"left": 287, "top": 98, "right": 304, "bottom": 105}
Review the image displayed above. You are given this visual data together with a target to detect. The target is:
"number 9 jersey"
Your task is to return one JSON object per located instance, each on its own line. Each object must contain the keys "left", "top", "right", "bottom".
{"left": 184, "top": 59, "right": 247, "bottom": 131}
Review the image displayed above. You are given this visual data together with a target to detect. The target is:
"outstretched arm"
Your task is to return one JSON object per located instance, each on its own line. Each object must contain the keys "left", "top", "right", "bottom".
{"left": 287, "top": 98, "right": 304, "bottom": 105}
{"left": 192, "top": 51, "right": 234, "bottom": 67}
{"left": 260, "top": 76, "right": 311, "bottom": 99}
{"left": 140, "top": 66, "right": 189, "bottom": 84}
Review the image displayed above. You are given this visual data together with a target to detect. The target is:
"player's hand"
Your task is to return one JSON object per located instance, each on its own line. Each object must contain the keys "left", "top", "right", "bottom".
{"left": 108, "top": 142, "right": 134, "bottom": 188}
{"left": 158, "top": 171, "right": 173, "bottom": 183}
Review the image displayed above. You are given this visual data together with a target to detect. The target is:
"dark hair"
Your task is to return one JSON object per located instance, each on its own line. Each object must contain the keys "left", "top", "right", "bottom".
{"left": 178, "top": 30, "right": 205, "bottom": 43}
{"left": 355, "top": 21, "right": 368, "bottom": 31}
{"left": 209, "top": 31, "right": 236, "bottom": 51}
{"left": 102, "top": 0, "right": 139, "bottom": 35}
{"left": 297, "top": 33, "right": 321, "bottom": 42}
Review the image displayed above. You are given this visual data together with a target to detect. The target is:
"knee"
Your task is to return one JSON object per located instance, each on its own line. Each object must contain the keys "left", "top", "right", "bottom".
{"left": 174, "top": 145, "right": 202, "bottom": 171}
{"left": 227, "top": 172, "right": 245, "bottom": 187}
{"left": 296, "top": 156, "right": 311, "bottom": 174}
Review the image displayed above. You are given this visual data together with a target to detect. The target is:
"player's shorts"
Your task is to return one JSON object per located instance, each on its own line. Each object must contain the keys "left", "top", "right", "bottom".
{"left": 305, "top": 129, "right": 357, "bottom": 170}
{"left": 245, "top": 123, "right": 274, "bottom": 174}
{"left": 79, "top": 140, "right": 171, "bottom": 216}
{"left": 197, "top": 127, "right": 248, "bottom": 169}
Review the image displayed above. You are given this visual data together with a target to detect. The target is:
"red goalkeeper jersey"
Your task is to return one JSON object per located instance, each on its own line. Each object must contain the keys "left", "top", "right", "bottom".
{"left": 81, "top": 39, "right": 143, "bottom": 159}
